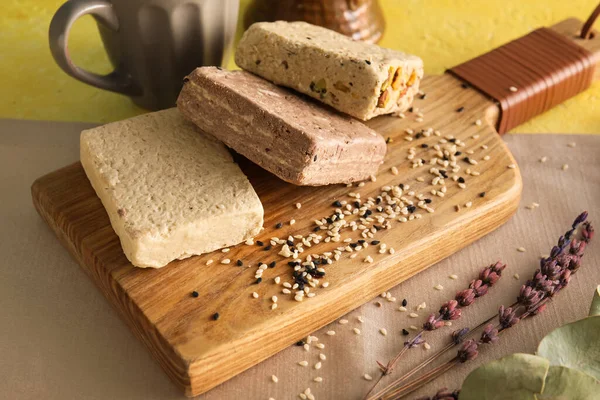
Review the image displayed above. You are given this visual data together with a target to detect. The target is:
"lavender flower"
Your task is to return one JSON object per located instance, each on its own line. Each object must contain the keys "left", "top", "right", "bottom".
{"left": 517, "top": 285, "right": 543, "bottom": 307}
{"left": 439, "top": 300, "right": 462, "bottom": 320}
{"left": 480, "top": 324, "right": 499, "bottom": 344}
{"left": 455, "top": 289, "right": 476, "bottom": 306}
{"left": 469, "top": 279, "right": 489, "bottom": 297}
{"left": 498, "top": 305, "right": 519, "bottom": 329}
{"left": 452, "top": 328, "right": 470, "bottom": 344}
{"left": 424, "top": 314, "right": 445, "bottom": 331}
{"left": 417, "top": 388, "right": 460, "bottom": 400}
{"left": 457, "top": 339, "right": 479, "bottom": 362}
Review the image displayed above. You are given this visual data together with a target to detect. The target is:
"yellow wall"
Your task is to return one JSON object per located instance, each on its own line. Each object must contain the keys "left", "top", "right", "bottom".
{"left": 1, "top": 0, "right": 599, "bottom": 133}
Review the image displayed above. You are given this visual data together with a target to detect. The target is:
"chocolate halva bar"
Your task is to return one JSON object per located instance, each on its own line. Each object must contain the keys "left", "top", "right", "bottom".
{"left": 177, "top": 67, "right": 386, "bottom": 186}
{"left": 235, "top": 21, "right": 424, "bottom": 121}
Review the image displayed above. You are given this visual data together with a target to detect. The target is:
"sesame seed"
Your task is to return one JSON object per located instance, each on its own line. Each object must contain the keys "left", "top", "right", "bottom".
{"left": 539, "top": 156, "right": 547, "bottom": 163}
{"left": 423, "top": 343, "right": 431, "bottom": 350}
{"left": 353, "top": 328, "right": 361, "bottom": 335}
{"left": 391, "top": 166, "right": 399, "bottom": 175}
{"left": 434, "top": 284, "right": 444, "bottom": 291}
{"left": 507, "top": 164, "right": 516, "bottom": 169}
{"left": 314, "top": 362, "right": 322, "bottom": 370}
{"left": 326, "top": 330, "right": 336, "bottom": 336}
{"left": 364, "top": 255, "right": 373, "bottom": 263}
{"left": 271, "top": 375, "right": 278, "bottom": 383}
{"left": 567, "top": 142, "right": 576, "bottom": 148}
{"left": 398, "top": 306, "right": 407, "bottom": 312}
{"left": 298, "top": 361, "right": 309, "bottom": 367}
{"left": 206, "top": 259, "right": 214, "bottom": 265}
{"left": 245, "top": 239, "right": 254, "bottom": 245}
{"left": 212, "top": 312, "right": 220, "bottom": 320}
{"left": 220, "top": 259, "right": 230, "bottom": 264}
{"left": 417, "top": 302, "right": 427, "bottom": 310}
{"left": 275, "top": 222, "right": 283, "bottom": 229}
{"left": 517, "top": 247, "right": 526, "bottom": 253}
{"left": 449, "top": 274, "right": 458, "bottom": 280}
{"left": 252, "top": 292, "right": 259, "bottom": 298}
{"left": 274, "top": 276, "right": 281, "bottom": 284}
{"left": 402, "top": 328, "right": 409, "bottom": 335}
{"left": 514, "top": 273, "right": 520, "bottom": 280}
{"left": 272, "top": 295, "right": 278, "bottom": 303}
{"left": 339, "top": 319, "right": 349, "bottom": 324}
{"left": 364, "top": 374, "right": 373, "bottom": 381}
{"left": 316, "top": 343, "right": 325, "bottom": 349}
{"left": 456, "top": 106, "right": 465, "bottom": 113}
{"left": 357, "top": 316, "right": 365, "bottom": 323}
{"left": 290, "top": 219, "right": 296, "bottom": 225}
{"left": 319, "top": 353, "right": 326, "bottom": 361}
{"left": 296, "top": 203, "right": 302, "bottom": 209}
{"left": 479, "top": 192, "right": 486, "bottom": 198}
{"left": 314, "top": 377, "right": 323, "bottom": 382}
{"left": 321, "top": 282, "right": 329, "bottom": 288}
{"left": 303, "top": 343, "right": 310, "bottom": 351}
{"left": 509, "top": 86, "right": 518, "bottom": 92}
{"left": 465, "top": 201, "right": 473, "bottom": 208}
{"left": 475, "top": 119, "right": 482, "bottom": 126}
{"left": 221, "top": 248, "right": 230, "bottom": 253}
{"left": 402, "top": 299, "right": 408, "bottom": 307}
{"left": 562, "top": 164, "right": 569, "bottom": 171}
{"left": 410, "top": 325, "right": 418, "bottom": 330}
{"left": 409, "top": 313, "right": 419, "bottom": 318}
{"left": 379, "top": 328, "right": 388, "bottom": 336}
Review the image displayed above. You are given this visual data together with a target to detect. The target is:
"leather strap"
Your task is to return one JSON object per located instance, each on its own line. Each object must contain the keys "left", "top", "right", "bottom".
{"left": 449, "top": 27, "right": 596, "bottom": 134}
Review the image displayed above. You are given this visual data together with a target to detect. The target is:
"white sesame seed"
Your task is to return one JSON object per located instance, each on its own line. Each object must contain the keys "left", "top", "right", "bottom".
{"left": 290, "top": 219, "right": 296, "bottom": 225}
{"left": 314, "top": 362, "right": 322, "bottom": 370}
{"left": 449, "top": 274, "right": 458, "bottom": 280}
{"left": 339, "top": 319, "right": 349, "bottom": 325}
{"left": 314, "top": 376, "right": 323, "bottom": 383}
{"left": 326, "top": 330, "right": 336, "bottom": 336}
{"left": 271, "top": 375, "right": 278, "bottom": 383}
{"left": 409, "top": 312, "right": 419, "bottom": 318}
{"left": 245, "top": 239, "right": 254, "bottom": 245}
{"left": 294, "top": 295, "right": 304, "bottom": 302}
{"left": 274, "top": 276, "right": 281, "bottom": 284}
{"left": 434, "top": 284, "right": 444, "bottom": 291}
{"left": 509, "top": 86, "right": 518, "bottom": 92}
{"left": 417, "top": 302, "right": 427, "bottom": 310}
{"left": 272, "top": 295, "right": 278, "bottom": 303}
{"left": 567, "top": 142, "right": 576, "bottom": 148}
{"left": 271, "top": 303, "right": 278, "bottom": 310}
{"left": 321, "top": 282, "right": 329, "bottom": 288}
{"left": 508, "top": 164, "right": 516, "bottom": 169}
{"left": 517, "top": 247, "right": 526, "bottom": 253}
{"left": 364, "top": 255, "right": 373, "bottom": 263}
{"left": 364, "top": 374, "right": 373, "bottom": 381}
{"left": 319, "top": 353, "right": 326, "bottom": 360}
{"left": 357, "top": 316, "right": 365, "bottom": 323}
{"left": 539, "top": 156, "right": 548, "bottom": 163}
{"left": 299, "top": 394, "right": 307, "bottom": 400}
{"left": 282, "top": 288, "right": 291, "bottom": 294}
{"left": 252, "top": 292, "right": 259, "bottom": 298}
{"left": 398, "top": 306, "right": 407, "bottom": 312}
{"left": 221, "top": 259, "right": 231, "bottom": 264}
{"left": 296, "top": 203, "right": 302, "bottom": 209}
{"left": 391, "top": 166, "right": 399, "bottom": 175}
{"left": 379, "top": 328, "right": 388, "bottom": 336}
{"left": 410, "top": 325, "right": 418, "bottom": 330}
{"left": 445, "top": 321, "right": 453, "bottom": 326}
{"left": 221, "top": 248, "right": 230, "bottom": 253}
{"left": 316, "top": 343, "right": 325, "bottom": 349}
{"left": 514, "top": 273, "right": 520, "bottom": 280}
{"left": 465, "top": 201, "right": 473, "bottom": 208}
{"left": 423, "top": 342, "right": 431, "bottom": 350}
{"left": 562, "top": 164, "right": 569, "bottom": 171}
{"left": 475, "top": 119, "right": 482, "bottom": 126}
{"left": 353, "top": 328, "right": 361, "bottom": 335}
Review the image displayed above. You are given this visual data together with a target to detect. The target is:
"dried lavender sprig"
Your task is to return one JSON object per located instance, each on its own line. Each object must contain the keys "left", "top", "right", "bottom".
{"left": 362, "top": 262, "right": 505, "bottom": 400}
{"left": 415, "top": 387, "right": 460, "bottom": 400}
{"left": 368, "top": 213, "right": 592, "bottom": 400}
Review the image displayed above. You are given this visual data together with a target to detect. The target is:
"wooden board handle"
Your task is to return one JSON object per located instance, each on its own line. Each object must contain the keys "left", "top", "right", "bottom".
{"left": 448, "top": 17, "right": 600, "bottom": 134}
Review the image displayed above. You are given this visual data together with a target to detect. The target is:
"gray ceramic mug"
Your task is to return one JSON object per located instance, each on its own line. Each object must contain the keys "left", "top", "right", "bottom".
{"left": 49, "top": 0, "right": 240, "bottom": 110}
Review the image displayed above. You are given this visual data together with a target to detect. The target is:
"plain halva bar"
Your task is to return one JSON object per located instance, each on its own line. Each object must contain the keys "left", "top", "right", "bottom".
{"left": 177, "top": 67, "right": 387, "bottom": 186}
{"left": 235, "top": 21, "right": 424, "bottom": 121}
{"left": 80, "top": 109, "right": 264, "bottom": 268}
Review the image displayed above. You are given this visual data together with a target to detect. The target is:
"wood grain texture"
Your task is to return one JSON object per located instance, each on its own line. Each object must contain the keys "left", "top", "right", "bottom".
{"left": 29, "top": 18, "right": 599, "bottom": 397}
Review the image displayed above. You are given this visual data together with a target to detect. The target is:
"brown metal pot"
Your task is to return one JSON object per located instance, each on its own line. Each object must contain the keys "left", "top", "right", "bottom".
{"left": 243, "top": 0, "right": 385, "bottom": 43}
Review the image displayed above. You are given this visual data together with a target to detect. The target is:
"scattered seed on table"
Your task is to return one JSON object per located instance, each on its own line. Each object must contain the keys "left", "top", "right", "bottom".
{"left": 191, "top": 291, "right": 199, "bottom": 298}
{"left": 339, "top": 319, "right": 349, "bottom": 325}
{"left": 514, "top": 273, "right": 520, "bottom": 280}
{"left": 375, "top": 301, "right": 383, "bottom": 307}
{"left": 455, "top": 204, "right": 461, "bottom": 212}
{"left": 517, "top": 247, "right": 526, "bottom": 253}
{"left": 316, "top": 343, "right": 325, "bottom": 349}
{"left": 206, "top": 259, "right": 214, "bottom": 265}
{"left": 303, "top": 344, "right": 310, "bottom": 352}
{"left": 567, "top": 142, "right": 576, "bottom": 148}
{"left": 252, "top": 292, "right": 259, "bottom": 298}
{"left": 507, "top": 164, "right": 516, "bottom": 169}
{"left": 379, "top": 328, "right": 388, "bottom": 336}
{"left": 298, "top": 361, "right": 309, "bottom": 367}
{"left": 402, "top": 328, "right": 410, "bottom": 335}
{"left": 212, "top": 313, "right": 220, "bottom": 321}
{"left": 409, "top": 313, "right": 419, "bottom": 318}
{"left": 353, "top": 328, "right": 361, "bottom": 335}
{"left": 423, "top": 343, "right": 431, "bottom": 350}
{"left": 402, "top": 299, "right": 408, "bottom": 307}
{"left": 220, "top": 259, "right": 231, "bottom": 264}
{"left": 314, "top": 377, "right": 323, "bottom": 383}
{"left": 295, "top": 203, "right": 302, "bottom": 209}
{"left": 509, "top": 86, "right": 518, "bottom": 92}
{"left": 445, "top": 321, "right": 453, "bottom": 326}
{"left": 357, "top": 316, "right": 365, "bottom": 323}
{"left": 417, "top": 302, "right": 427, "bottom": 310}
{"left": 326, "top": 330, "right": 336, "bottom": 336}
{"left": 398, "top": 306, "right": 407, "bottom": 312}
{"left": 274, "top": 276, "right": 281, "bottom": 284}
{"left": 256, "top": 240, "right": 264, "bottom": 246}
{"left": 475, "top": 119, "right": 482, "bottom": 126}
{"left": 290, "top": 219, "right": 296, "bottom": 225}
{"left": 364, "top": 374, "right": 373, "bottom": 381}
{"left": 275, "top": 222, "right": 283, "bottom": 229}
{"left": 314, "top": 362, "right": 322, "bottom": 370}
{"left": 562, "top": 164, "right": 569, "bottom": 171}
{"left": 539, "top": 156, "right": 548, "bottom": 163}
{"left": 271, "top": 375, "right": 279, "bottom": 383}
{"left": 391, "top": 166, "right": 399, "bottom": 175}
{"left": 410, "top": 325, "right": 418, "bottom": 330}
{"left": 319, "top": 353, "right": 326, "bottom": 361}
{"left": 449, "top": 274, "right": 458, "bottom": 280}
{"left": 434, "top": 284, "right": 444, "bottom": 291}
{"left": 456, "top": 106, "right": 465, "bottom": 113}
{"left": 221, "top": 248, "right": 230, "bottom": 253}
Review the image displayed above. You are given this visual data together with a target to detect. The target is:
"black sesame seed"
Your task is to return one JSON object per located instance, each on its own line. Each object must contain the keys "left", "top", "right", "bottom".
{"left": 374, "top": 225, "right": 382, "bottom": 231}
{"left": 455, "top": 151, "right": 462, "bottom": 156}
{"left": 332, "top": 200, "right": 342, "bottom": 207}
{"left": 415, "top": 132, "right": 423, "bottom": 139}
{"left": 402, "top": 328, "right": 410, "bottom": 336}
{"left": 458, "top": 177, "right": 465, "bottom": 183}
{"left": 350, "top": 243, "right": 358, "bottom": 248}
{"left": 461, "top": 82, "right": 470, "bottom": 89}
{"left": 296, "top": 340, "right": 305, "bottom": 346}
{"left": 463, "top": 157, "right": 471, "bottom": 163}
{"left": 212, "top": 312, "right": 220, "bottom": 320}
{"left": 376, "top": 197, "right": 382, "bottom": 204}
{"left": 407, "top": 205, "right": 416, "bottom": 213}
{"left": 313, "top": 226, "right": 321, "bottom": 232}
{"left": 256, "top": 240, "right": 264, "bottom": 246}
{"left": 408, "top": 107, "right": 414, "bottom": 113}
{"left": 479, "top": 192, "right": 486, "bottom": 198}
{"left": 371, "top": 240, "right": 380, "bottom": 245}
{"left": 365, "top": 60, "right": 371, "bottom": 65}
{"left": 386, "top": 137, "right": 391, "bottom": 144}
{"left": 420, "top": 93, "right": 427, "bottom": 100}
{"left": 236, "top": 259, "right": 243, "bottom": 266}
{"left": 449, "top": 138, "right": 456, "bottom": 143}
{"left": 287, "top": 240, "right": 294, "bottom": 246}
{"left": 354, "top": 201, "right": 361, "bottom": 208}
{"left": 264, "top": 245, "right": 272, "bottom": 251}
{"left": 326, "top": 217, "right": 333, "bottom": 224}
{"left": 269, "top": 261, "right": 276, "bottom": 268}
{"left": 424, "top": 198, "right": 432, "bottom": 204}
{"left": 456, "top": 106, "right": 465, "bottom": 113}
{"left": 288, "top": 261, "right": 297, "bottom": 267}
{"left": 402, "top": 298, "right": 408, "bottom": 307}
{"left": 421, "top": 143, "right": 429, "bottom": 148}
{"left": 440, "top": 170, "right": 448, "bottom": 178}
{"left": 275, "top": 222, "right": 283, "bottom": 229}
{"left": 358, "top": 239, "right": 366, "bottom": 244}
{"left": 313, "top": 155, "right": 318, "bottom": 162}
{"left": 399, "top": 183, "right": 405, "bottom": 190}
{"left": 255, "top": 277, "right": 263, "bottom": 284}
{"left": 191, "top": 291, "right": 199, "bottom": 298}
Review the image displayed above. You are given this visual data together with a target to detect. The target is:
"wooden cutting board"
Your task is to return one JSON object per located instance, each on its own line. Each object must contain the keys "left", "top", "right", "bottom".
{"left": 31, "top": 19, "right": 598, "bottom": 397}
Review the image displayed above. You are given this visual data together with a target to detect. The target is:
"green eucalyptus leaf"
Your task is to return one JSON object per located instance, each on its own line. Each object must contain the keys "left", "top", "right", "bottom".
{"left": 589, "top": 285, "right": 600, "bottom": 317}
{"left": 460, "top": 354, "right": 549, "bottom": 400}
{"left": 537, "top": 366, "right": 599, "bottom": 399}
{"left": 537, "top": 317, "right": 600, "bottom": 380}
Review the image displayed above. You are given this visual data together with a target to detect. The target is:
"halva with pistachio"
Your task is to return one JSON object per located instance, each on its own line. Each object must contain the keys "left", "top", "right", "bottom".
{"left": 236, "top": 21, "right": 424, "bottom": 121}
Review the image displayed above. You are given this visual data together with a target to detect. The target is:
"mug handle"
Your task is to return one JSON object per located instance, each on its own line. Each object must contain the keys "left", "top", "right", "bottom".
{"left": 49, "top": 0, "right": 138, "bottom": 95}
